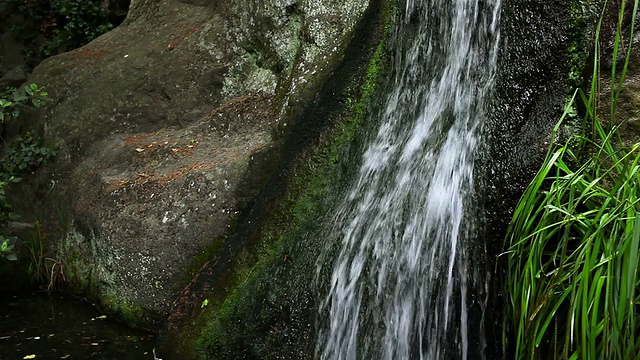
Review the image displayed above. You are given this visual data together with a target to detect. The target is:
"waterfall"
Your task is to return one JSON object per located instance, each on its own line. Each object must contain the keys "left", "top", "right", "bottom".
{"left": 317, "top": 0, "right": 501, "bottom": 359}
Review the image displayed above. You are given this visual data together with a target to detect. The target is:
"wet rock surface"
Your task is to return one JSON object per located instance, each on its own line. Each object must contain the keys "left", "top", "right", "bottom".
{"left": 600, "top": 22, "right": 640, "bottom": 147}
{"left": 472, "top": 0, "right": 603, "bottom": 357}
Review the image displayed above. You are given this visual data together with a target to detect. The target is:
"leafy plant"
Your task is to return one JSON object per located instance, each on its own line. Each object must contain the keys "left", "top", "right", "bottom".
{"left": 0, "top": 83, "right": 55, "bottom": 267}
{"left": 0, "top": 235, "right": 17, "bottom": 261}
{"left": 0, "top": 84, "right": 49, "bottom": 125}
{"left": 0, "top": 176, "right": 23, "bottom": 262}
{"left": 3, "top": 132, "right": 57, "bottom": 174}
{"left": 41, "top": 0, "right": 113, "bottom": 56}
{"left": 504, "top": 1, "right": 640, "bottom": 358}
{"left": 0, "top": 84, "right": 56, "bottom": 175}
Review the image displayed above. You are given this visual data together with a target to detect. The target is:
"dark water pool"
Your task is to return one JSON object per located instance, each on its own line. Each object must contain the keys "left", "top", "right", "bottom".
{"left": 0, "top": 292, "right": 157, "bottom": 360}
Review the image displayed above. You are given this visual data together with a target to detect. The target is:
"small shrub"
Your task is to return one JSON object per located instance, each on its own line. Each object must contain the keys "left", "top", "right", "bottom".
{"left": 0, "top": 83, "right": 55, "bottom": 265}
{"left": 0, "top": 84, "right": 49, "bottom": 125}
{"left": 3, "top": 132, "right": 57, "bottom": 174}
{"left": 0, "top": 176, "right": 23, "bottom": 262}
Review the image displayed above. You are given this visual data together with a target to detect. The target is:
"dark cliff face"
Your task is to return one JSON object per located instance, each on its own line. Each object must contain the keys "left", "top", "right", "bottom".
{"left": 483, "top": 0, "right": 599, "bottom": 232}
{"left": 487, "top": 0, "right": 581, "bottom": 192}
{"left": 480, "top": 0, "right": 601, "bottom": 357}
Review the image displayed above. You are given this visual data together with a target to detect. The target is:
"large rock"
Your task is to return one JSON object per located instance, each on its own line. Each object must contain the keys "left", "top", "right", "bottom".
{"left": 0, "top": 66, "right": 27, "bottom": 89}
{"left": 21, "top": 0, "right": 371, "bottom": 325}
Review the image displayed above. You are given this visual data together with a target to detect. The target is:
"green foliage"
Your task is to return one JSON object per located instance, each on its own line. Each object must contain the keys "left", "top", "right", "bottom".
{"left": 0, "top": 84, "right": 55, "bottom": 266}
{"left": 0, "top": 84, "right": 57, "bottom": 176}
{"left": 0, "top": 236, "right": 17, "bottom": 261}
{"left": 41, "top": 0, "right": 114, "bottom": 56}
{"left": 505, "top": 1, "right": 640, "bottom": 358}
{"left": 0, "top": 84, "right": 49, "bottom": 125}
{"left": 3, "top": 132, "right": 58, "bottom": 174}
{"left": 0, "top": 176, "right": 22, "bottom": 262}
{"left": 21, "top": 221, "right": 63, "bottom": 288}
{"left": 8, "top": 0, "right": 114, "bottom": 60}
{"left": 25, "top": 221, "right": 47, "bottom": 283}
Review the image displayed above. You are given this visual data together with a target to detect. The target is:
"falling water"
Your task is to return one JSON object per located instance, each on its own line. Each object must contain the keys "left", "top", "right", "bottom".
{"left": 317, "top": 0, "right": 501, "bottom": 359}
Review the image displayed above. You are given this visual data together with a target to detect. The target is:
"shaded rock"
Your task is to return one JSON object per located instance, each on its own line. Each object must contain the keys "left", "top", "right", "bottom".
{"left": 101, "top": 0, "right": 131, "bottom": 25}
{"left": 0, "top": 66, "right": 27, "bottom": 89}
{"left": 481, "top": 0, "right": 602, "bottom": 252}
{"left": 465, "top": 0, "right": 602, "bottom": 357}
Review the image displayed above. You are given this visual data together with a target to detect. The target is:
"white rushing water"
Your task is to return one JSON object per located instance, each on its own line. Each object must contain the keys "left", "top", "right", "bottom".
{"left": 317, "top": 0, "right": 501, "bottom": 359}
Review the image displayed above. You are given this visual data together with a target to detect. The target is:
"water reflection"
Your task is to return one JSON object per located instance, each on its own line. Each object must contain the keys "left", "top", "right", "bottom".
{"left": 0, "top": 292, "right": 156, "bottom": 360}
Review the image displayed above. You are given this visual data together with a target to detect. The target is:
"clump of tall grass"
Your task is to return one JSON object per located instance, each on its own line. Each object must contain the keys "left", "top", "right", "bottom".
{"left": 504, "top": 1, "right": 640, "bottom": 359}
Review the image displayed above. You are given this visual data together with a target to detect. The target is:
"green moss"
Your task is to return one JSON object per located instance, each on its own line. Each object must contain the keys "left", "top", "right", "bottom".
{"left": 195, "top": 1, "right": 398, "bottom": 359}
{"left": 567, "top": 0, "right": 598, "bottom": 88}
{"left": 59, "top": 247, "right": 92, "bottom": 293}
{"left": 61, "top": 246, "right": 161, "bottom": 329}
{"left": 187, "top": 236, "right": 226, "bottom": 279}
{"left": 62, "top": 260, "right": 149, "bottom": 327}
{"left": 99, "top": 292, "right": 164, "bottom": 330}
{"left": 196, "top": 318, "right": 225, "bottom": 357}
{"left": 104, "top": 296, "right": 143, "bottom": 322}
{"left": 560, "top": 0, "right": 600, "bottom": 138}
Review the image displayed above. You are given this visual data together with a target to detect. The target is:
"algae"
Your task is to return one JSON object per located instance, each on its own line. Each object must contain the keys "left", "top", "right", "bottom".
{"left": 101, "top": 294, "right": 163, "bottom": 329}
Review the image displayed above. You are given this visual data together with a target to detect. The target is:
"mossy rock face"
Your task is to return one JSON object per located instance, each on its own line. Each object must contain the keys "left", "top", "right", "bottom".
{"left": 481, "top": 0, "right": 603, "bottom": 248}
{"left": 160, "top": 0, "right": 394, "bottom": 358}
{"left": 598, "top": 7, "right": 640, "bottom": 148}
{"left": 14, "top": 0, "right": 372, "bottom": 330}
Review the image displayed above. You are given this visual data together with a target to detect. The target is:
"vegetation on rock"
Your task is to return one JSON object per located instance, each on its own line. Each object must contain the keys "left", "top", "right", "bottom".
{"left": 194, "top": 1, "right": 396, "bottom": 358}
{"left": 0, "top": 83, "right": 48, "bottom": 125}
{"left": 505, "top": 1, "right": 640, "bottom": 358}
{"left": 0, "top": 84, "right": 57, "bottom": 276}
{"left": 0, "top": 175, "right": 22, "bottom": 261}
